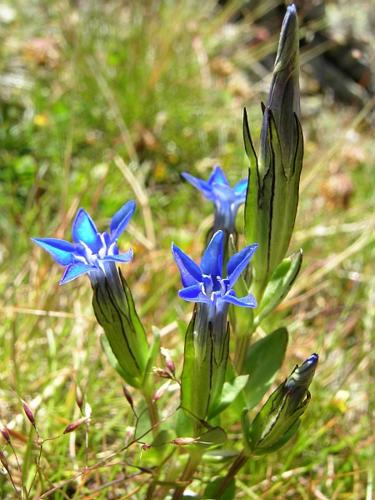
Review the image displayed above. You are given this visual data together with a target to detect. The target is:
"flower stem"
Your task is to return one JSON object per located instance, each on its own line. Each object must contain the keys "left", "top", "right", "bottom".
{"left": 171, "top": 449, "right": 203, "bottom": 500}
{"left": 145, "top": 393, "right": 159, "bottom": 437}
{"left": 211, "top": 450, "right": 249, "bottom": 498}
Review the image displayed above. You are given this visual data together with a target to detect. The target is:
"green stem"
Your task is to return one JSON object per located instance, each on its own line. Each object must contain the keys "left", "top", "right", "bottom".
{"left": 143, "top": 393, "right": 161, "bottom": 499}
{"left": 171, "top": 449, "right": 203, "bottom": 500}
{"left": 145, "top": 393, "right": 159, "bottom": 437}
{"left": 212, "top": 450, "right": 249, "bottom": 498}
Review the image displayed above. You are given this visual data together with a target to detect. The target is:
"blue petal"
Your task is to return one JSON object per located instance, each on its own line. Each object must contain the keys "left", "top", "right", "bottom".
{"left": 181, "top": 172, "right": 213, "bottom": 200}
{"left": 32, "top": 238, "right": 76, "bottom": 266}
{"left": 103, "top": 249, "right": 133, "bottom": 263}
{"left": 211, "top": 183, "right": 236, "bottom": 203}
{"left": 208, "top": 166, "right": 229, "bottom": 186}
{"left": 233, "top": 178, "right": 248, "bottom": 198}
{"left": 178, "top": 285, "right": 209, "bottom": 303}
{"left": 172, "top": 244, "right": 202, "bottom": 287}
{"left": 72, "top": 208, "right": 101, "bottom": 252}
{"left": 59, "top": 263, "right": 93, "bottom": 285}
{"left": 222, "top": 290, "right": 257, "bottom": 308}
{"left": 110, "top": 201, "right": 136, "bottom": 242}
{"left": 201, "top": 231, "right": 224, "bottom": 277}
{"left": 227, "top": 243, "right": 258, "bottom": 287}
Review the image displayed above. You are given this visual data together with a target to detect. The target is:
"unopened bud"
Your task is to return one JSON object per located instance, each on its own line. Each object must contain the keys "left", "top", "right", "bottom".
{"left": 63, "top": 417, "right": 88, "bottom": 434}
{"left": 75, "top": 385, "right": 84, "bottom": 410}
{"left": 153, "top": 368, "right": 172, "bottom": 379}
{"left": 0, "top": 427, "right": 10, "bottom": 444}
{"left": 161, "top": 347, "right": 175, "bottom": 375}
{"left": 152, "top": 382, "right": 170, "bottom": 403}
{"left": 22, "top": 400, "right": 36, "bottom": 429}
{"left": 243, "top": 353, "right": 318, "bottom": 455}
{"left": 122, "top": 385, "right": 134, "bottom": 409}
{"left": 141, "top": 443, "right": 152, "bottom": 451}
{"left": 172, "top": 437, "right": 197, "bottom": 446}
{"left": 244, "top": 4, "right": 304, "bottom": 295}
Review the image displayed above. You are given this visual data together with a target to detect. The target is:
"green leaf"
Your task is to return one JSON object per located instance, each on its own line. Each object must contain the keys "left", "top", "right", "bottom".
{"left": 208, "top": 375, "right": 249, "bottom": 419}
{"left": 244, "top": 327, "right": 288, "bottom": 409}
{"left": 255, "top": 250, "right": 302, "bottom": 325}
{"left": 203, "top": 449, "right": 239, "bottom": 463}
{"left": 243, "top": 107, "right": 259, "bottom": 249}
{"left": 197, "top": 426, "right": 227, "bottom": 447}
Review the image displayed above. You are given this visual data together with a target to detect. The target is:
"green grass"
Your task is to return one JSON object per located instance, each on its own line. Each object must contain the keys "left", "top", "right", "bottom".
{"left": 1, "top": 0, "right": 374, "bottom": 498}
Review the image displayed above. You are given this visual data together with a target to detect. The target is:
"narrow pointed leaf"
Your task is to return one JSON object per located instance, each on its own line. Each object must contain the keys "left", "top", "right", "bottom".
{"left": 208, "top": 375, "right": 249, "bottom": 419}
{"left": 244, "top": 327, "right": 288, "bottom": 409}
{"left": 255, "top": 250, "right": 302, "bottom": 324}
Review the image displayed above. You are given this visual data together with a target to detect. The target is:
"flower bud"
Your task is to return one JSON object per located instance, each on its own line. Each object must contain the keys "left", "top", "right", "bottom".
{"left": 243, "top": 354, "right": 318, "bottom": 455}
{"left": 172, "top": 437, "right": 198, "bottom": 446}
{"left": 0, "top": 427, "right": 11, "bottom": 444}
{"left": 244, "top": 4, "right": 303, "bottom": 297}
{"left": 22, "top": 400, "right": 36, "bottom": 429}
{"left": 161, "top": 347, "right": 176, "bottom": 375}
{"left": 75, "top": 385, "right": 84, "bottom": 411}
{"left": 152, "top": 381, "right": 170, "bottom": 403}
{"left": 63, "top": 417, "right": 89, "bottom": 434}
{"left": 122, "top": 385, "right": 134, "bottom": 410}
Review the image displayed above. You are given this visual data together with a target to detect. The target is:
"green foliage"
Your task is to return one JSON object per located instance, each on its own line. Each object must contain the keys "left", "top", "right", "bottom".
{"left": 255, "top": 250, "right": 303, "bottom": 325}
{"left": 243, "top": 328, "right": 289, "bottom": 410}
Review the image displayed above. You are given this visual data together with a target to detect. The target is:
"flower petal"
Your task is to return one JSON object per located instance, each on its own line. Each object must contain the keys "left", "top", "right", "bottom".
{"left": 181, "top": 172, "right": 213, "bottom": 200}
{"left": 222, "top": 289, "right": 257, "bottom": 308}
{"left": 110, "top": 201, "right": 136, "bottom": 241}
{"left": 227, "top": 243, "right": 258, "bottom": 287}
{"left": 32, "top": 238, "right": 76, "bottom": 266}
{"left": 178, "top": 285, "right": 209, "bottom": 303}
{"left": 211, "top": 182, "right": 236, "bottom": 203}
{"left": 59, "top": 263, "right": 93, "bottom": 285}
{"left": 208, "top": 166, "right": 229, "bottom": 186}
{"left": 233, "top": 178, "right": 248, "bottom": 198}
{"left": 103, "top": 249, "right": 133, "bottom": 263}
{"left": 72, "top": 208, "right": 101, "bottom": 252}
{"left": 201, "top": 231, "right": 224, "bottom": 277}
{"left": 172, "top": 244, "right": 202, "bottom": 287}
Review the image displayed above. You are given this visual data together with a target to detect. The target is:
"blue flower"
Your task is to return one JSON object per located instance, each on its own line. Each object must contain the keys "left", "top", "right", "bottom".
{"left": 32, "top": 201, "right": 136, "bottom": 285}
{"left": 182, "top": 166, "right": 248, "bottom": 233}
{"left": 172, "top": 230, "right": 257, "bottom": 317}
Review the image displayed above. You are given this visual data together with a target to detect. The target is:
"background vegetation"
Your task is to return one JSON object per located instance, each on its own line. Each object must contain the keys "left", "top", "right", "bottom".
{"left": 1, "top": 0, "right": 374, "bottom": 498}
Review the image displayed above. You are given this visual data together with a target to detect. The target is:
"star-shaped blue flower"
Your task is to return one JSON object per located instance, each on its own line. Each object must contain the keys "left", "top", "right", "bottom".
{"left": 182, "top": 166, "right": 248, "bottom": 233}
{"left": 172, "top": 230, "right": 257, "bottom": 317}
{"left": 32, "top": 201, "right": 136, "bottom": 285}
